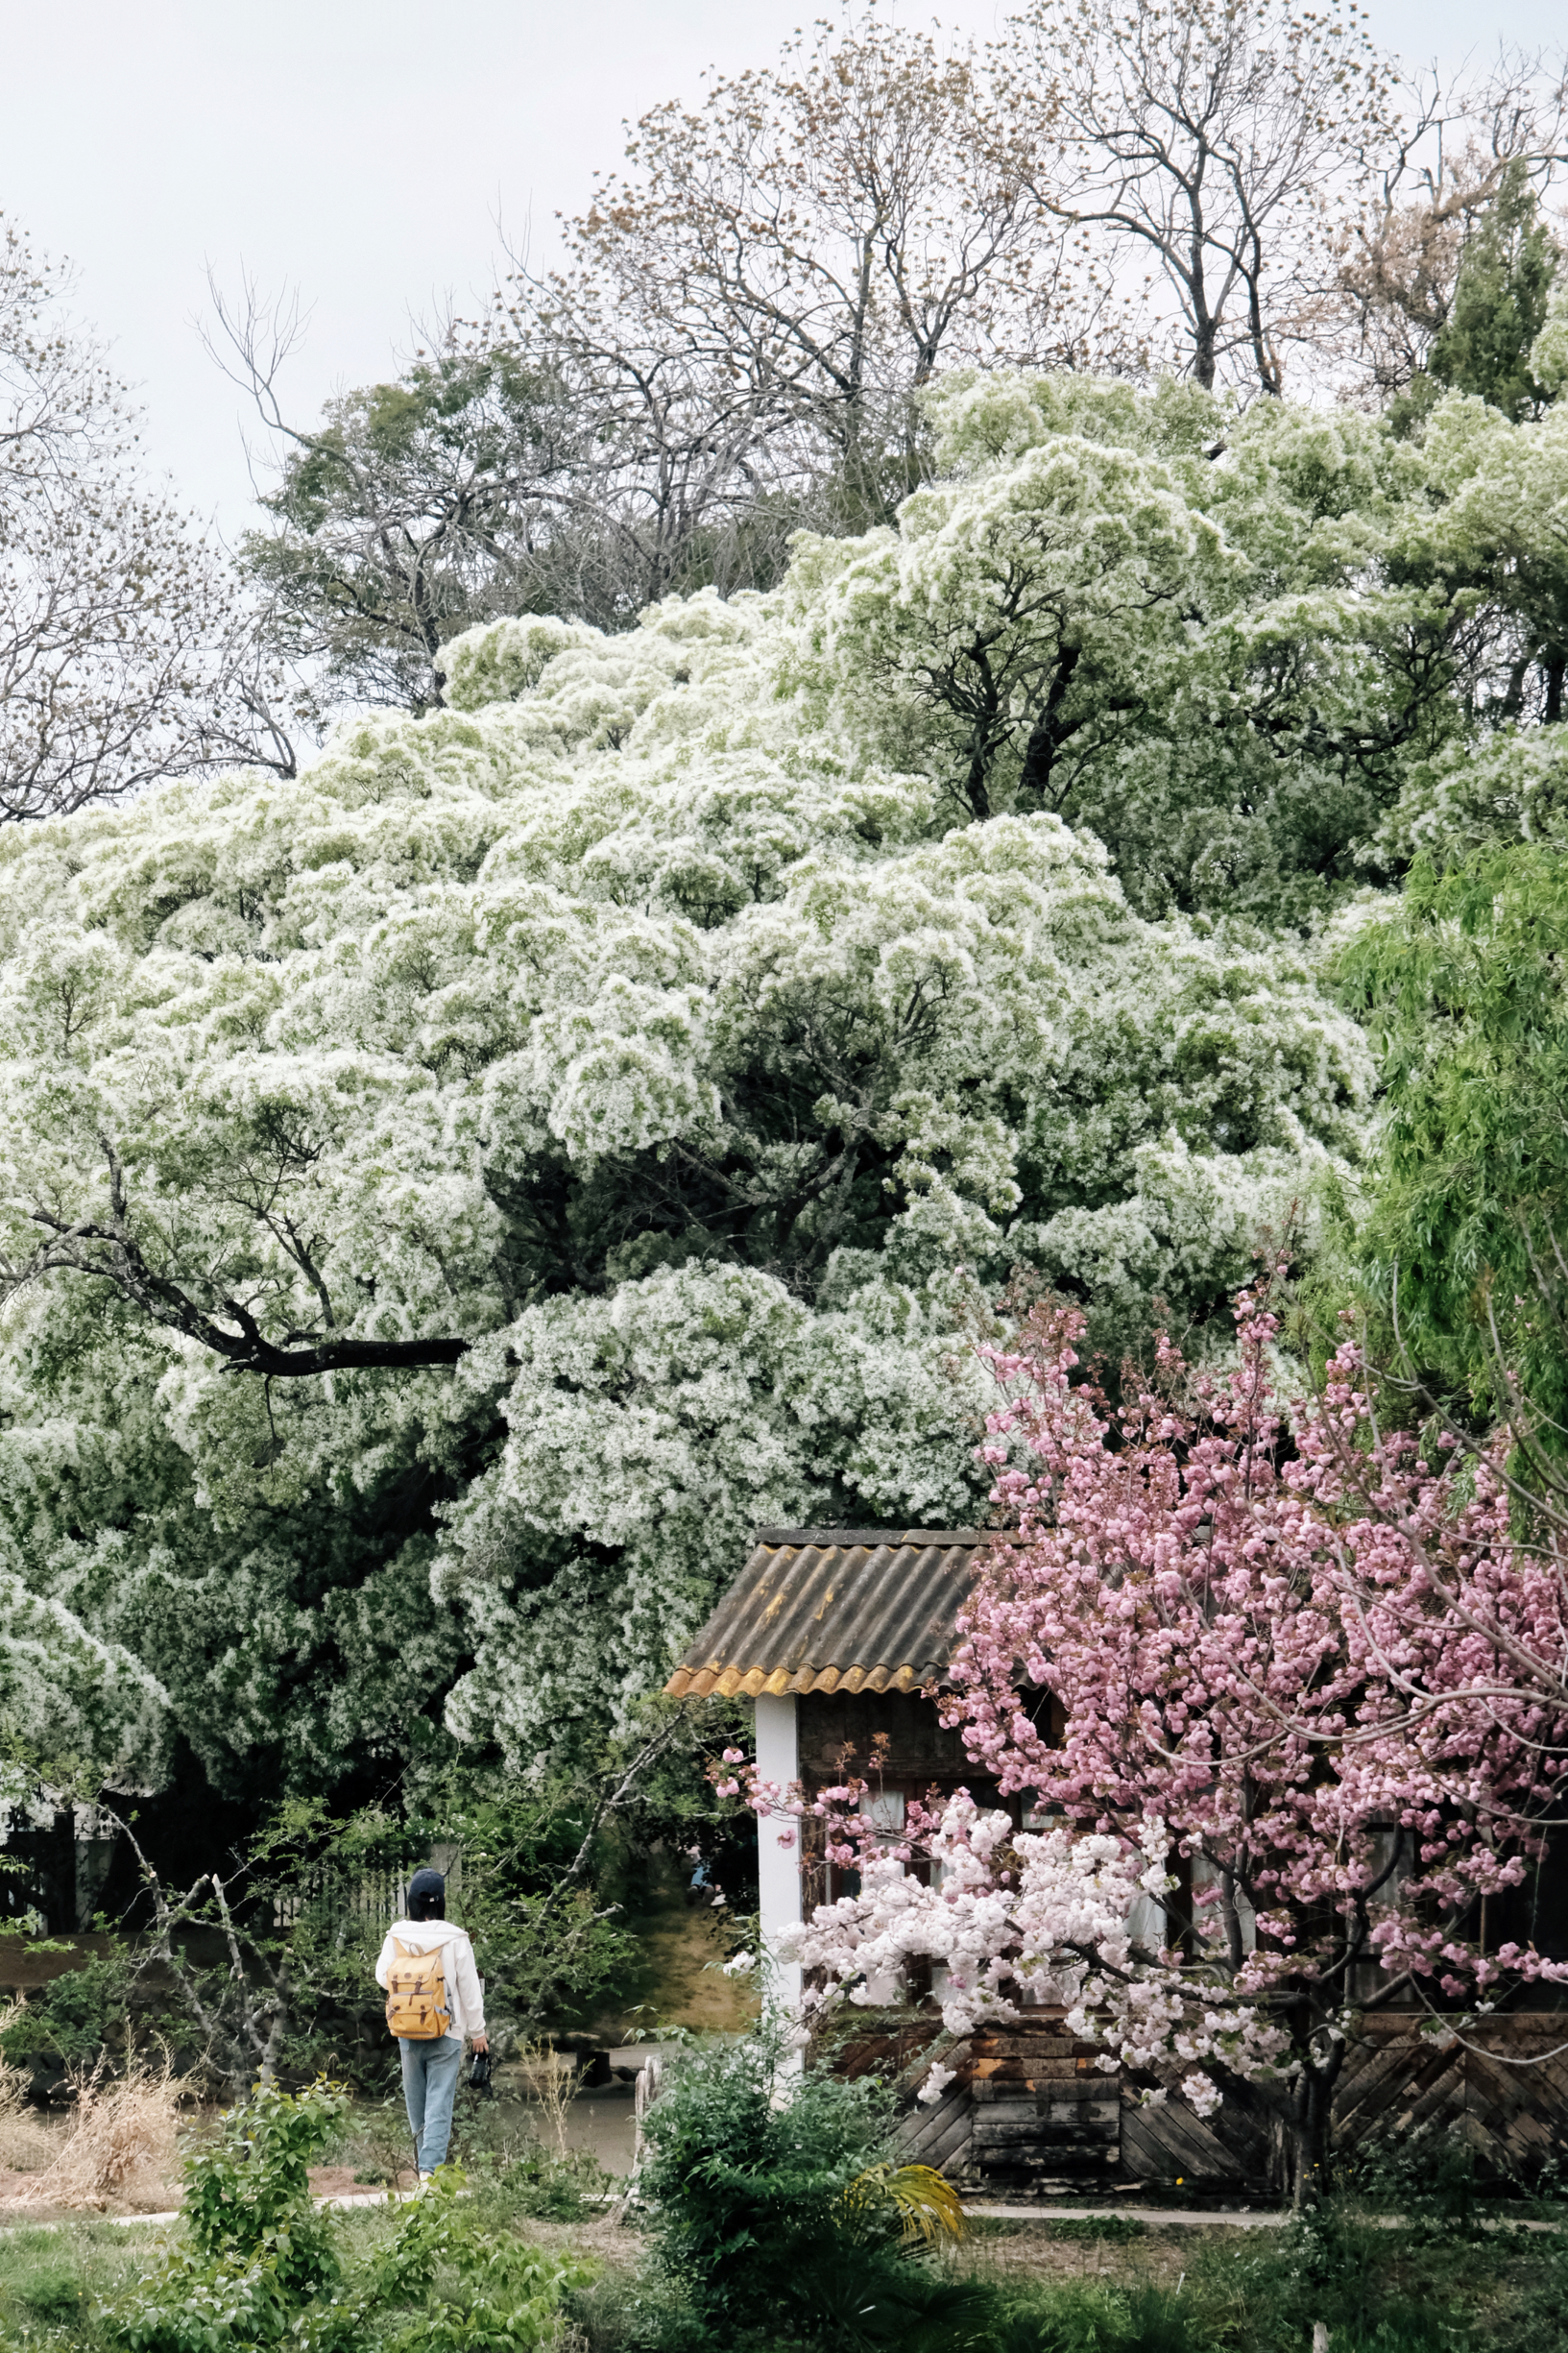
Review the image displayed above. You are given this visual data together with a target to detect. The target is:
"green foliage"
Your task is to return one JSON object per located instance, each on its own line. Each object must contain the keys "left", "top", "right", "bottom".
{"left": 1423, "top": 163, "right": 1560, "bottom": 426}
{"left": 262, "top": 1737, "right": 717, "bottom": 2063}
{"left": 8, "top": 2260, "right": 89, "bottom": 2331}
{"left": 467, "top": 2137, "right": 613, "bottom": 2223}
{"left": 1033, "top": 2217, "right": 1148, "bottom": 2244}
{"left": 244, "top": 350, "right": 578, "bottom": 716}
{"left": 1334, "top": 842, "right": 1568, "bottom": 1424}
{"left": 181, "top": 2078, "right": 347, "bottom": 2296}
{"left": 0, "top": 1955, "right": 137, "bottom": 2071}
{"left": 1171, "top": 2186, "right": 1568, "bottom": 2353}
{"left": 638, "top": 2028, "right": 984, "bottom": 2345}
{"left": 0, "top": 2220, "right": 152, "bottom": 2351}
{"left": 638, "top": 2032, "right": 888, "bottom": 2320}
{"left": 989, "top": 2280, "right": 1214, "bottom": 2353}
{"left": 106, "top": 2082, "right": 585, "bottom": 2353}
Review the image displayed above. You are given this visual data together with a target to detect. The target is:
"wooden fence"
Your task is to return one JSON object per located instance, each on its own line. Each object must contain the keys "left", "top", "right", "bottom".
{"left": 270, "top": 1844, "right": 460, "bottom": 1929}
{"left": 836, "top": 2012, "right": 1568, "bottom": 2197}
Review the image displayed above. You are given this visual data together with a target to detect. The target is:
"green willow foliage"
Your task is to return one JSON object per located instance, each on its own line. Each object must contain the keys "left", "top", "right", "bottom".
{"left": 1336, "top": 842, "right": 1568, "bottom": 1426}
{"left": 5, "top": 357, "right": 1568, "bottom": 1810}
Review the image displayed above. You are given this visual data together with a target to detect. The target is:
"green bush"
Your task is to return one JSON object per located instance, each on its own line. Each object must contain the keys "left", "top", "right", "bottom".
{"left": 636, "top": 2033, "right": 885, "bottom": 2328}
{"left": 181, "top": 2077, "right": 347, "bottom": 2302}
{"left": 991, "top": 2279, "right": 1217, "bottom": 2353}
{"left": 0, "top": 1957, "right": 138, "bottom": 2071}
{"left": 104, "top": 2080, "right": 586, "bottom": 2353}
{"left": 635, "top": 2029, "right": 1003, "bottom": 2351}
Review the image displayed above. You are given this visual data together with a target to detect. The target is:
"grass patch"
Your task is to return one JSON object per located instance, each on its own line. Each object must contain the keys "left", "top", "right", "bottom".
{"left": 1039, "top": 2217, "right": 1149, "bottom": 2244}
{"left": 1179, "top": 2203, "right": 1568, "bottom": 2353}
{"left": 956, "top": 2193, "right": 1568, "bottom": 2353}
{"left": 0, "top": 2218, "right": 167, "bottom": 2347}
{"left": 0, "top": 2080, "right": 599, "bottom": 2353}
{"left": 965, "top": 2214, "right": 1152, "bottom": 2245}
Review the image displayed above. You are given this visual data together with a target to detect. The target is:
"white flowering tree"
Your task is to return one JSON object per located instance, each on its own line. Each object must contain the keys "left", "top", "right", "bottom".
{"left": 0, "top": 375, "right": 1424, "bottom": 1806}
{"left": 778, "top": 366, "right": 1568, "bottom": 922}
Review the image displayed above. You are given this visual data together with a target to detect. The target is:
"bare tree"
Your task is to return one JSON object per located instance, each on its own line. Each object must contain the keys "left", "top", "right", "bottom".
{"left": 1004, "top": 0, "right": 1398, "bottom": 396}
{"left": 1339, "top": 50, "right": 1568, "bottom": 405}
{"left": 0, "top": 218, "right": 297, "bottom": 820}
{"left": 487, "top": 270, "right": 791, "bottom": 619}
{"left": 219, "top": 15, "right": 1121, "bottom": 693}
{"left": 494, "top": 11, "right": 1119, "bottom": 595}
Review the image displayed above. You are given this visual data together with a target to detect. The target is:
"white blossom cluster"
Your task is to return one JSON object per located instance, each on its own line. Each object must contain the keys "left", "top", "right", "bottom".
{"left": 784, "top": 1795, "right": 1288, "bottom": 2113}
{"left": 0, "top": 386, "right": 1387, "bottom": 1788}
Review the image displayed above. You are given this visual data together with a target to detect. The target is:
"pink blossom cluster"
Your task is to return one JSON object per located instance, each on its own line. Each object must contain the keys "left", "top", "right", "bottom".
{"left": 727, "top": 1280, "right": 1568, "bottom": 2111}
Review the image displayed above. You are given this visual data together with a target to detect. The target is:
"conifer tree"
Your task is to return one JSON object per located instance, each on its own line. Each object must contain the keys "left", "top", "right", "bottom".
{"left": 1396, "top": 160, "right": 1561, "bottom": 428}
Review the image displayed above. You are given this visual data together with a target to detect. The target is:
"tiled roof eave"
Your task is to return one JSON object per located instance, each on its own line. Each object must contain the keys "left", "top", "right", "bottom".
{"left": 665, "top": 1660, "right": 941, "bottom": 1700}
{"left": 664, "top": 1527, "right": 995, "bottom": 1699}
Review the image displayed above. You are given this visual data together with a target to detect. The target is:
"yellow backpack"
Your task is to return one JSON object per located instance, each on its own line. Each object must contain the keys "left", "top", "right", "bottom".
{"left": 383, "top": 1934, "right": 452, "bottom": 2040}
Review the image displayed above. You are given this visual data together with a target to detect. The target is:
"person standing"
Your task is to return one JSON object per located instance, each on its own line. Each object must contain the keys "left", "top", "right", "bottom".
{"left": 374, "top": 1866, "right": 488, "bottom": 2182}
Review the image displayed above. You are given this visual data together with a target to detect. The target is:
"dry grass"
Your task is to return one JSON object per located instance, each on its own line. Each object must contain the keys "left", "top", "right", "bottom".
{"left": 511, "top": 2037, "right": 574, "bottom": 2157}
{"left": 0, "top": 1998, "right": 57, "bottom": 2173}
{"left": 26, "top": 2057, "right": 181, "bottom": 2212}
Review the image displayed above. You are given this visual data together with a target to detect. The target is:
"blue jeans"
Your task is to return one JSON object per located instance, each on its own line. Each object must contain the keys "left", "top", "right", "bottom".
{"left": 399, "top": 2033, "right": 463, "bottom": 2172}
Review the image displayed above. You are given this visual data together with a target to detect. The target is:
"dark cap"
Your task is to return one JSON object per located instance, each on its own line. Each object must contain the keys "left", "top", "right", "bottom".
{"left": 407, "top": 1867, "right": 446, "bottom": 1918}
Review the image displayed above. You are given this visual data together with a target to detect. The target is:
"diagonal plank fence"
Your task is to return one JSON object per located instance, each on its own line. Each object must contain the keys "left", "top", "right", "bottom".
{"left": 828, "top": 2012, "right": 1568, "bottom": 2199}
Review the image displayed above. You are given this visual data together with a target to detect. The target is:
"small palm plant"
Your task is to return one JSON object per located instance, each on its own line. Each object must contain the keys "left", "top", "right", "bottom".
{"left": 844, "top": 2161, "right": 967, "bottom": 2248}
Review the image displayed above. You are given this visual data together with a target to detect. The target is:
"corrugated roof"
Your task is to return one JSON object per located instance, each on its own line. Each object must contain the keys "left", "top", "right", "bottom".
{"left": 664, "top": 1528, "right": 995, "bottom": 1699}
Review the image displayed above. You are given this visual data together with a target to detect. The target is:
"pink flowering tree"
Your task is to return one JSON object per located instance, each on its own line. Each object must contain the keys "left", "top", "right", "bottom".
{"left": 737, "top": 1282, "right": 1568, "bottom": 2202}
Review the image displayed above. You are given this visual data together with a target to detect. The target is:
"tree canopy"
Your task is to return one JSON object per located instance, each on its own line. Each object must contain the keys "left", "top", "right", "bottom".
{"left": 1335, "top": 841, "right": 1568, "bottom": 1427}
{"left": 0, "top": 376, "right": 1392, "bottom": 1801}
{"left": 6, "top": 12, "right": 1568, "bottom": 1875}
{"left": 235, "top": 7, "right": 1568, "bottom": 727}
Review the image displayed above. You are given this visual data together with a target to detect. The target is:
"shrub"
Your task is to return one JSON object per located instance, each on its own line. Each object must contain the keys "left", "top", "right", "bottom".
{"left": 991, "top": 2280, "right": 1217, "bottom": 2353}
{"left": 0, "top": 1956, "right": 137, "bottom": 2073}
{"left": 635, "top": 2028, "right": 990, "bottom": 2350}
{"left": 105, "top": 2079, "right": 586, "bottom": 2353}
{"left": 31, "top": 2058, "right": 181, "bottom": 2212}
{"left": 637, "top": 2033, "right": 887, "bottom": 2323}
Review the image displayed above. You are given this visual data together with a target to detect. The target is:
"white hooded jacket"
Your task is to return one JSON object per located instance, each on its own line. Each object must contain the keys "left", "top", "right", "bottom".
{"left": 374, "top": 1918, "right": 486, "bottom": 2042}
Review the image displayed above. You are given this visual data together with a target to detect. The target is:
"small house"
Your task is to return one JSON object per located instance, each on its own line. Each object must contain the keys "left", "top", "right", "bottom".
{"left": 664, "top": 1526, "right": 999, "bottom": 2004}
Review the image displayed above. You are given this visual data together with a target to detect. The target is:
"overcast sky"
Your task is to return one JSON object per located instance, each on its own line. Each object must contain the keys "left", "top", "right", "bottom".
{"left": 2, "top": 0, "right": 1560, "bottom": 535}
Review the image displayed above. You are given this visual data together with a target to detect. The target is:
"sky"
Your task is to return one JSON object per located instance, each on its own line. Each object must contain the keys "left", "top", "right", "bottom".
{"left": 1, "top": 0, "right": 1561, "bottom": 537}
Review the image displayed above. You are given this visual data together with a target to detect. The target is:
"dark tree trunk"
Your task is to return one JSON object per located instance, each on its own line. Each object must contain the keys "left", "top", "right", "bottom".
{"left": 1270, "top": 2022, "right": 1347, "bottom": 2206}
{"left": 1016, "top": 644, "right": 1082, "bottom": 806}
